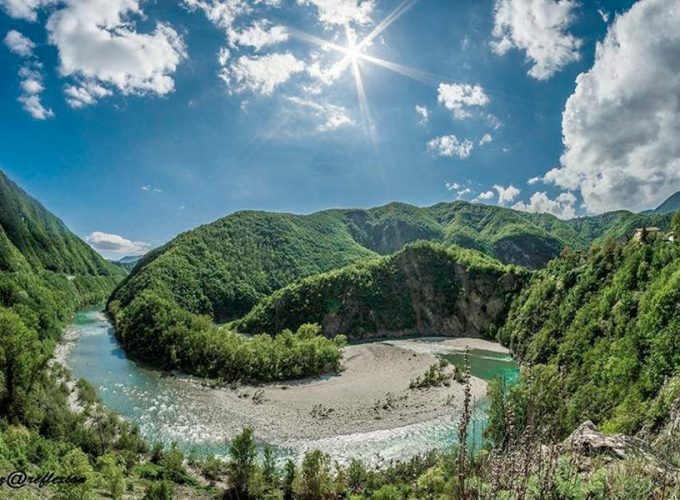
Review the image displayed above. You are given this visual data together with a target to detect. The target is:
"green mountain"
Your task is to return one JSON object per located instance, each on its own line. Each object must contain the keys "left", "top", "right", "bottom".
{"left": 498, "top": 231, "right": 680, "bottom": 435}
{"left": 653, "top": 191, "right": 680, "bottom": 214}
{"left": 0, "top": 170, "right": 126, "bottom": 338}
{"left": 234, "top": 242, "right": 527, "bottom": 340}
{"left": 109, "top": 200, "right": 672, "bottom": 328}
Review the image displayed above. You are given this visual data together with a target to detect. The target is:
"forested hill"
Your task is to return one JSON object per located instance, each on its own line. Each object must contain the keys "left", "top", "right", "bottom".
{"left": 234, "top": 242, "right": 527, "bottom": 339}
{"left": 109, "top": 200, "right": 672, "bottom": 325}
{"left": 0, "top": 170, "right": 126, "bottom": 338}
{"left": 498, "top": 217, "right": 680, "bottom": 436}
{"left": 0, "top": 170, "right": 121, "bottom": 276}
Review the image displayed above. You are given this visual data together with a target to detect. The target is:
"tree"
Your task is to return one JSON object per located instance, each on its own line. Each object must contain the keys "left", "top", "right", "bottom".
{"left": 0, "top": 308, "right": 46, "bottom": 420}
{"left": 294, "top": 449, "right": 334, "bottom": 500}
{"left": 98, "top": 453, "right": 125, "bottom": 499}
{"left": 228, "top": 427, "right": 257, "bottom": 497}
{"left": 672, "top": 208, "right": 680, "bottom": 234}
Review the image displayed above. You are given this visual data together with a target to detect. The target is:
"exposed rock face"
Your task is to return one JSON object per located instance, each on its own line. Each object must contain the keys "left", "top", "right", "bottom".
{"left": 234, "top": 243, "right": 527, "bottom": 340}
{"left": 563, "top": 421, "right": 656, "bottom": 462}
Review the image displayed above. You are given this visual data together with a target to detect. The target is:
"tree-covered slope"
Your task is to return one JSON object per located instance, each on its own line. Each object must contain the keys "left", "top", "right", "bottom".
{"left": 498, "top": 227, "right": 680, "bottom": 435}
{"left": 0, "top": 171, "right": 120, "bottom": 276}
{"left": 0, "top": 170, "right": 126, "bottom": 339}
{"left": 110, "top": 200, "right": 671, "bottom": 327}
{"left": 234, "top": 242, "right": 527, "bottom": 339}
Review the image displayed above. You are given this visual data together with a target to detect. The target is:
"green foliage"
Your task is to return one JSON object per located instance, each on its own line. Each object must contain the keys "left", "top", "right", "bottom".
{"left": 498, "top": 237, "right": 680, "bottom": 435}
{"left": 294, "top": 449, "right": 334, "bottom": 500}
{"left": 110, "top": 199, "right": 671, "bottom": 342}
{"left": 114, "top": 288, "right": 345, "bottom": 382}
{"left": 409, "top": 360, "right": 453, "bottom": 389}
{"left": 235, "top": 242, "right": 526, "bottom": 339}
{"left": 228, "top": 427, "right": 257, "bottom": 496}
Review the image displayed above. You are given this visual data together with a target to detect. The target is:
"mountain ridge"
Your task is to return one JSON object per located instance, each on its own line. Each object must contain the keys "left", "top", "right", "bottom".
{"left": 109, "top": 199, "right": 673, "bottom": 327}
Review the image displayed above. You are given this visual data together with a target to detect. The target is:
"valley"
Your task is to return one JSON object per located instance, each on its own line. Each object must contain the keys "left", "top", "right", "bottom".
{"left": 61, "top": 309, "right": 517, "bottom": 465}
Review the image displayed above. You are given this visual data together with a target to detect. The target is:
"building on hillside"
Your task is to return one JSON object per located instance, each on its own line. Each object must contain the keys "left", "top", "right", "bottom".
{"left": 632, "top": 227, "right": 661, "bottom": 242}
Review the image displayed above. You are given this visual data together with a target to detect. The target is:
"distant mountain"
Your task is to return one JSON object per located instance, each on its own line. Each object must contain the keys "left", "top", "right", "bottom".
{"left": 117, "top": 255, "right": 143, "bottom": 264}
{"left": 108, "top": 200, "right": 673, "bottom": 327}
{"left": 650, "top": 191, "right": 680, "bottom": 214}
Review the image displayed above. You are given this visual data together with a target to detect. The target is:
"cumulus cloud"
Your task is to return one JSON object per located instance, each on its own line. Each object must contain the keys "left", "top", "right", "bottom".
{"left": 228, "top": 19, "right": 289, "bottom": 51}
{"left": 64, "top": 81, "right": 112, "bottom": 108}
{"left": 0, "top": 0, "right": 54, "bottom": 21}
{"left": 86, "top": 231, "right": 151, "bottom": 255}
{"left": 428, "top": 135, "right": 474, "bottom": 159}
{"left": 494, "top": 184, "right": 520, "bottom": 205}
{"left": 415, "top": 104, "right": 429, "bottom": 125}
{"left": 476, "top": 190, "right": 495, "bottom": 201}
{"left": 298, "top": 0, "right": 374, "bottom": 28}
{"left": 479, "top": 133, "right": 493, "bottom": 146}
{"left": 546, "top": 0, "right": 680, "bottom": 213}
{"left": 183, "top": 0, "right": 250, "bottom": 31}
{"left": 4, "top": 30, "right": 35, "bottom": 57}
{"left": 224, "top": 52, "right": 305, "bottom": 95}
{"left": 437, "top": 83, "right": 489, "bottom": 119}
{"left": 46, "top": 0, "right": 186, "bottom": 105}
{"left": 17, "top": 63, "right": 53, "bottom": 119}
{"left": 491, "top": 0, "right": 582, "bottom": 80}
{"left": 286, "top": 96, "right": 354, "bottom": 131}
{"left": 527, "top": 176, "right": 542, "bottom": 185}
{"left": 513, "top": 191, "right": 577, "bottom": 219}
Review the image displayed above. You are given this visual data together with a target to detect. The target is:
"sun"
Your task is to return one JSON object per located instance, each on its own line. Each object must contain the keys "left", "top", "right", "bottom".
{"left": 342, "top": 29, "right": 363, "bottom": 63}
{"left": 344, "top": 42, "right": 362, "bottom": 63}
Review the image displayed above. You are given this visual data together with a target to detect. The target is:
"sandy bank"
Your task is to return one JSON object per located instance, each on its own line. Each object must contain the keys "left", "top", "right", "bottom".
{"left": 189, "top": 339, "right": 492, "bottom": 462}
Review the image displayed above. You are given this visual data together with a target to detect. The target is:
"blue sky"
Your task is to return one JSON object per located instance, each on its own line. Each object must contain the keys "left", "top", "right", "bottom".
{"left": 1, "top": 0, "right": 677, "bottom": 258}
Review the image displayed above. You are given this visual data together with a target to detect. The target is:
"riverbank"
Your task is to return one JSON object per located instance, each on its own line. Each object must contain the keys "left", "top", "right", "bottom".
{"left": 199, "top": 341, "right": 488, "bottom": 453}
{"left": 60, "top": 311, "right": 516, "bottom": 464}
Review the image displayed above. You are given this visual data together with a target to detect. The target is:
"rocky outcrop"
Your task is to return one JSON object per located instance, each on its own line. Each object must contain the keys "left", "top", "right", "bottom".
{"left": 563, "top": 421, "right": 656, "bottom": 462}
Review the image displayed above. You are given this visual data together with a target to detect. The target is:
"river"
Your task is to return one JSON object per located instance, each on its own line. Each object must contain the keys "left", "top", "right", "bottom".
{"left": 63, "top": 308, "right": 518, "bottom": 464}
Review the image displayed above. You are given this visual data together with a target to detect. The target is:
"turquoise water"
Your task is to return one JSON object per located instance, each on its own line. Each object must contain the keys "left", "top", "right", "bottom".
{"left": 65, "top": 309, "right": 519, "bottom": 460}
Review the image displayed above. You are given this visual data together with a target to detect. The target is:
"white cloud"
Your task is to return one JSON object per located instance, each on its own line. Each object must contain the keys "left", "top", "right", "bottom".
{"left": 4, "top": 30, "right": 35, "bottom": 57}
{"left": 86, "top": 231, "right": 151, "bottom": 255}
{"left": 225, "top": 52, "right": 305, "bottom": 95}
{"left": 17, "top": 63, "right": 53, "bottom": 119}
{"left": 476, "top": 190, "right": 495, "bottom": 201}
{"left": 228, "top": 19, "right": 289, "bottom": 51}
{"left": 428, "top": 135, "right": 474, "bottom": 159}
{"left": 527, "top": 176, "right": 542, "bottom": 185}
{"left": 513, "top": 191, "right": 577, "bottom": 219}
{"left": 546, "top": 0, "right": 680, "bottom": 213}
{"left": 141, "top": 185, "right": 162, "bottom": 193}
{"left": 491, "top": 0, "right": 582, "bottom": 80}
{"left": 415, "top": 104, "right": 429, "bottom": 125}
{"left": 437, "top": 83, "right": 489, "bottom": 119}
{"left": 298, "top": 0, "right": 374, "bottom": 28}
{"left": 494, "top": 184, "right": 520, "bottom": 205}
{"left": 64, "top": 81, "right": 112, "bottom": 108}
{"left": 0, "top": 0, "right": 54, "bottom": 21}
{"left": 183, "top": 0, "right": 250, "bottom": 31}
{"left": 19, "top": 94, "right": 53, "bottom": 119}
{"left": 445, "top": 182, "right": 462, "bottom": 191}
{"left": 598, "top": 9, "right": 610, "bottom": 23}
{"left": 46, "top": 0, "right": 186, "bottom": 104}
{"left": 479, "top": 133, "right": 493, "bottom": 146}
{"left": 286, "top": 96, "right": 354, "bottom": 131}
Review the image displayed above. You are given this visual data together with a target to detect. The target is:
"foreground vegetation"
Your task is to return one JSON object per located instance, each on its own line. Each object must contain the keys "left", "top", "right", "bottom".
{"left": 498, "top": 217, "right": 680, "bottom": 436}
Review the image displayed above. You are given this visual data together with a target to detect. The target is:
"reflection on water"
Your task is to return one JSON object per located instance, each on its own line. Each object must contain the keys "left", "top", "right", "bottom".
{"left": 65, "top": 309, "right": 519, "bottom": 461}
